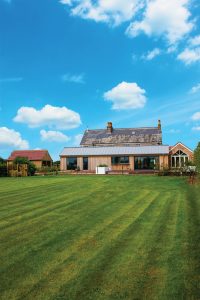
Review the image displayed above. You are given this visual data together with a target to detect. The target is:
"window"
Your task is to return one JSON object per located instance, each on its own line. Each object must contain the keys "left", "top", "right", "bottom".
{"left": 171, "top": 150, "right": 188, "bottom": 168}
{"left": 111, "top": 156, "right": 129, "bottom": 164}
{"left": 83, "top": 157, "right": 88, "bottom": 170}
{"left": 134, "top": 156, "right": 159, "bottom": 170}
{"left": 67, "top": 157, "right": 77, "bottom": 170}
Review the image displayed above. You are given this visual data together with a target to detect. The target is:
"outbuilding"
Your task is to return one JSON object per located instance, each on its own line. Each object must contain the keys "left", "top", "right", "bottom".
{"left": 7, "top": 150, "right": 53, "bottom": 169}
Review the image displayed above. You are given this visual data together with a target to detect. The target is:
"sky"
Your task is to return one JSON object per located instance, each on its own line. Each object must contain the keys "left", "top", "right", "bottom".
{"left": 0, "top": 0, "right": 200, "bottom": 160}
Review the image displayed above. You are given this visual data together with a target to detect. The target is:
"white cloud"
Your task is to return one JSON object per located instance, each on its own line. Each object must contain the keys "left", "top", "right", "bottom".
{"left": 126, "top": 0, "right": 194, "bottom": 44}
{"left": 178, "top": 34, "right": 200, "bottom": 65}
{"left": 169, "top": 129, "right": 181, "bottom": 133}
{"left": 0, "top": 127, "right": 29, "bottom": 149}
{"left": 189, "top": 35, "right": 200, "bottom": 47}
{"left": 167, "top": 45, "right": 177, "bottom": 54}
{"left": 192, "top": 126, "right": 200, "bottom": 131}
{"left": 60, "top": 0, "right": 143, "bottom": 26}
{"left": 60, "top": 0, "right": 72, "bottom": 4}
{"left": 189, "top": 83, "right": 200, "bottom": 94}
{"left": 14, "top": 104, "right": 81, "bottom": 130}
{"left": 142, "top": 48, "right": 161, "bottom": 60}
{"left": 62, "top": 73, "right": 85, "bottom": 84}
{"left": 104, "top": 81, "right": 146, "bottom": 110}
{"left": 74, "top": 134, "right": 83, "bottom": 145}
{"left": 0, "top": 77, "right": 23, "bottom": 83}
{"left": 40, "top": 130, "right": 71, "bottom": 142}
{"left": 177, "top": 47, "right": 200, "bottom": 64}
{"left": 192, "top": 112, "right": 200, "bottom": 121}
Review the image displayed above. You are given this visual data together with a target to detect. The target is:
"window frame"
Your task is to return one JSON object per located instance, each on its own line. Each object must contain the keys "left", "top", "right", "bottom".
{"left": 66, "top": 157, "right": 77, "bottom": 170}
{"left": 134, "top": 156, "right": 159, "bottom": 170}
{"left": 171, "top": 150, "right": 189, "bottom": 168}
{"left": 111, "top": 156, "right": 130, "bottom": 165}
{"left": 83, "top": 156, "right": 88, "bottom": 170}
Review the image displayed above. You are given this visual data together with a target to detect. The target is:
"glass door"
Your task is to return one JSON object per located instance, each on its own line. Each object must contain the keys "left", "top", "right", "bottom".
{"left": 83, "top": 157, "right": 88, "bottom": 170}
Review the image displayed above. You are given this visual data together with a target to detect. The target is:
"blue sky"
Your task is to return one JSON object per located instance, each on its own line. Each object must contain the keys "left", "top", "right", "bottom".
{"left": 0, "top": 0, "right": 200, "bottom": 160}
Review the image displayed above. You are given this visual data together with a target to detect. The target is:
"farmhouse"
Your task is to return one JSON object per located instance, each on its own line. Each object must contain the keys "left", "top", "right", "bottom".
{"left": 60, "top": 121, "right": 193, "bottom": 172}
{"left": 7, "top": 150, "right": 53, "bottom": 169}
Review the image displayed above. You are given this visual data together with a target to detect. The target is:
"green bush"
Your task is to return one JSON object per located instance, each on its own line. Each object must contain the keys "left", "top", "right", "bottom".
{"left": 0, "top": 165, "right": 7, "bottom": 177}
{"left": 37, "top": 166, "right": 59, "bottom": 173}
{"left": 0, "top": 158, "right": 7, "bottom": 177}
{"left": 158, "top": 167, "right": 169, "bottom": 176}
{"left": 194, "top": 142, "right": 200, "bottom": 172}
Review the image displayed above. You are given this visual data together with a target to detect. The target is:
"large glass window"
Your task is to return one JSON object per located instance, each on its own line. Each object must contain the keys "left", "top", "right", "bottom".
{"left": 67, "top": 157, "right": 77, "bottom": 170}
{"left": 111, "top": 156, "right": 129, "bottom": 164}
{"left": 83, "top": 157, "right": 88, "bottom": 170}
{"left": 134, "top": 156, "right": 159, "bottom": 170}
{"left": 171, "top": 150, "right": 189, "bottom": 168}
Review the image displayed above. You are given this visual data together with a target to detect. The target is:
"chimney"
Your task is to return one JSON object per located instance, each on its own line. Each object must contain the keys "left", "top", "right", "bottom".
{"left": 107, "top": 122, "right": 113, "bottom": 133}
{"left": 158, "top": 120, "right": 161, "bottom": 130}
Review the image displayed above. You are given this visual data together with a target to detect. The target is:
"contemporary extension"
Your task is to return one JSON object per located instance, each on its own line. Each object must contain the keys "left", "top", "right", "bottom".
{"left": 60, "top": 121, "right": 193, "bottom": 173}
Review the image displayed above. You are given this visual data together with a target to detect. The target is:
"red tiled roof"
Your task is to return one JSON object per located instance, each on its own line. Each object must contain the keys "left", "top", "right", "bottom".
{"left": 8, "top": 150, "right": 52, "bottom": 161}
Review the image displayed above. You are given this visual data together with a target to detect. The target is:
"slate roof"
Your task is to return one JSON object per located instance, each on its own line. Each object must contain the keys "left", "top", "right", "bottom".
{"left": 8, "top": 150, "right": 52, "bottom": 161}
{"left": 60, "top": 145, "right": 169, "bottom": 156}
{"left": 80, "top": 127, "right": 162, "bottom": 146}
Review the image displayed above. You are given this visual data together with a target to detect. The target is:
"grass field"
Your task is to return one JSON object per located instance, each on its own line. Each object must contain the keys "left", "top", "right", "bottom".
{"left": 0, "top": 175, "right": 199, "bottom": 300}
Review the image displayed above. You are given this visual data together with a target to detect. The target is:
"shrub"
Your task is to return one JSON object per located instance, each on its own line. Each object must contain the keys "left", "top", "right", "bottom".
{"left": 158, "top": 167, "right": 169, "bottom": 176}
{"left": 38, "top": 166, "right": 59, "bottom": 172}
{"left": 0, "top": 158, "right": 7, "bottom": 177}
{"left": 0, "top": 165, "right": 7, "bottom": 177}
{"left": 194, "top": 142, "right": 200, "bottom": 172}
{"left": 98, "top": 164, "right": 108, "bottom": 167}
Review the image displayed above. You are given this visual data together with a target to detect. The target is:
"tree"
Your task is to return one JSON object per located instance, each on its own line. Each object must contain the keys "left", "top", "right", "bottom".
{"left": 0, "top": 157, "right": 5, "bottom": 164}
{"left": 0, "top": 157, "right": 7, "bottom": 177}
{"left": 194, "top": 142, "right": 200, "bottom": 172}
{"left": 14, "top": 157, "right": 37, "bottom": 176}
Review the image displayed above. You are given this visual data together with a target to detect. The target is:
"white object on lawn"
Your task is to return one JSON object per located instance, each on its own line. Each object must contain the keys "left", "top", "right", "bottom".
{"left": 96, "top": 167, "right": 110, "bottom": 175}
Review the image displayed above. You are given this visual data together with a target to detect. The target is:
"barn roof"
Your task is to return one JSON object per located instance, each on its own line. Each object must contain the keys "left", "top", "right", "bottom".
{"left": 8, "top": 150, "right": 52, "bottom": 161}
{"left": 60, "top": 145, "right": 169, "bottom": 156}
{"left": 80, "top": 126, "right": 162, "bottom": 146}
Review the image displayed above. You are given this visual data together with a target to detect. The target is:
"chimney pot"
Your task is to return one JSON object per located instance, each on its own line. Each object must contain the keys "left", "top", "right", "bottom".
{"left": 107, "top": 122, "right": 113, "bottom": 133}
{"left": 158, "top": 120, "right": 161, "bottom": 130}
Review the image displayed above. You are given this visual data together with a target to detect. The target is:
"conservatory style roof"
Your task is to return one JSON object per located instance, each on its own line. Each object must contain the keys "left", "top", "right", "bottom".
{"left": 60, "top": 145, "right": 169, "bottom": 157}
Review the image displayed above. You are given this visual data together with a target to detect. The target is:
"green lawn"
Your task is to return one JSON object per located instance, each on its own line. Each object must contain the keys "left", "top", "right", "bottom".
{"left": 0, "top": 176, "right": 199, "bottom": 300}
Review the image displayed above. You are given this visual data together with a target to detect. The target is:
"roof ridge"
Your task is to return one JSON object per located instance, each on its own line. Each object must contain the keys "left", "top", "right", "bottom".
{"left": 11, "top": 150, "right": 48, "bottom": 152}
{"left": 64, "top": 145, "right": 169, "bottom": 149}
{"left": 86, "top": 127, "right": 159, "bottom": 131}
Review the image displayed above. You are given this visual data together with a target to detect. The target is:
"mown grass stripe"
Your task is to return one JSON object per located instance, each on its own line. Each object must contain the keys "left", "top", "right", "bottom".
{"left": 55, "top": 191, "right": 171, "bottom": 300}
{"left": 0, "top": 189, "right": 153, "bottom": 298}
{"left": 23, "top": 191, "right": 161, "bottom": 300}
{"left": 0, "top": 176, "right": 199, "bottom": 300}
{"left": 0, "top": 188, "right": 147, "bottom": 272}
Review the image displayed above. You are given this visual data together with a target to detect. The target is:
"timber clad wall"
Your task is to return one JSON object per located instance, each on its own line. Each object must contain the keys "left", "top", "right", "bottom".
{"left": 89, "top": 156, "right": 111, "bottom": 170}
{"left": 60, "top": 157, "right": 66, "bottom": 171}
{"left": 159, "top": 155, "right": 169, "bottom": 169}
{"left": 60, "top": 155, "right": 168, "bottom": 172}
